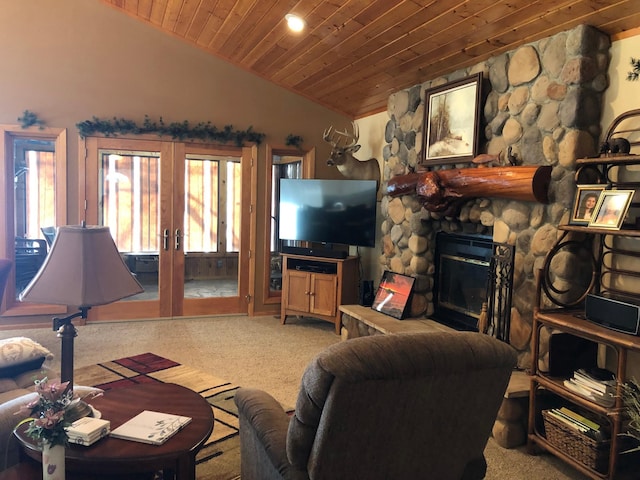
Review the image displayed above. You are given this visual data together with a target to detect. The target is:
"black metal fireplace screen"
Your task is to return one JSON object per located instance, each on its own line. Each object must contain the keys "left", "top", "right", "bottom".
{"left": 433, "top": 232, "right": 514, "bottom": 342}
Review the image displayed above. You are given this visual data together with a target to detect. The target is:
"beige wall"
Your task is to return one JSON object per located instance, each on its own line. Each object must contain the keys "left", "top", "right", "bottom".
{"left": 354, "top": 113, "right": 387, "bottom": 284}
{"left": 0, "top": 0, "right": 351, "bottom": 316}
{"left": 602, "top": 32, "right": 640, "bottom": 131}
{"left": 601, "top": 31, "right": 640, "bottom": 379}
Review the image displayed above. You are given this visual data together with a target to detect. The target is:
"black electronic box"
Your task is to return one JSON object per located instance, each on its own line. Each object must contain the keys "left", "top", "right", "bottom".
{"left": 585, "top": 293, "right": 640, "bottom": 335}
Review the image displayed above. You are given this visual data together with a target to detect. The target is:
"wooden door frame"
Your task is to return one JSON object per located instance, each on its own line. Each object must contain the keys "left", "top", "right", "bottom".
{"left": 260, "top": 145, "right": 315, "bottom": 310}
{"left": 80, "top": 135, "right": 255, "bottom": 321}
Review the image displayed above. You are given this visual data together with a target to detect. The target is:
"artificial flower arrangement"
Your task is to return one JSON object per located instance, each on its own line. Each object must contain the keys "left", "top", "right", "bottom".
{"left": 15, "top": 377, "right": 101, "bottom": 446}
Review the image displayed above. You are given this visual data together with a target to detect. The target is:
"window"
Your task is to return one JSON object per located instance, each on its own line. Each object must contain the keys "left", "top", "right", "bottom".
{"left": 100, "top": 151, "right": 159, "bottom": 252}
{"left": 0, "top": 126, "right": 67, "bottom": 318}
{"left": 14, "top": 139, "right": 57, "bottom": 239}
{"left": 270, "top": 157, "right": 303, "bottom": 252}
{"left": 262, "top": 146, "right": 314, "bottom": 304}
{"left": 99, "top": 151, "right": 241, "bottom": 255}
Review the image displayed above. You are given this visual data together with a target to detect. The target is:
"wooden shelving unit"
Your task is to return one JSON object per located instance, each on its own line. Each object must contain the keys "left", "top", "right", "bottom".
{"left": 528, "top": 112, "right": 640, "bottom": 479}
{"left": 528, "top": 306, "right": 640, "bottom": 479}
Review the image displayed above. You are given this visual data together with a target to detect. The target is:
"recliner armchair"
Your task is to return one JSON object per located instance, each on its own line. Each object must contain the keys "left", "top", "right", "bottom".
{"left": 235, "top": 331, "right": 517, "bottom": 480}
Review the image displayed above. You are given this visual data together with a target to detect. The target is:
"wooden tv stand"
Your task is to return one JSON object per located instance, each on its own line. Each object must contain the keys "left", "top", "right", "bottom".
{"left": 280, "top": 254, "right": 359, "bottom": 334}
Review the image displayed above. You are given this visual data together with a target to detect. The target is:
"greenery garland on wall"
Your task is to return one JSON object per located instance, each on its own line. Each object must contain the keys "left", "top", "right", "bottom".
{"left": 18, "top": 110, "right": 46, "bottom": 129}
{"left": 285, "top": 134, "right": 304, "bottom": 149}
{"left": 628, "top": 58, "right": 640, "bottom": 81}
{"left": 18, "top": 111, "right": 306, "bottom": 149}
{"left": 76, "top": 115, "right": 266, "bottom": 146}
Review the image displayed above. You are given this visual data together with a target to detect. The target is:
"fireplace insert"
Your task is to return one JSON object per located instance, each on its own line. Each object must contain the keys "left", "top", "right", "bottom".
{"left": 432, "top": 233, "right": 494, "bottom": 331}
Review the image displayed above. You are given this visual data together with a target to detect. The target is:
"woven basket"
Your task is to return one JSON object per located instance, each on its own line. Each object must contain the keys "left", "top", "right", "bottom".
{"left": 542, "top": 410, "right": 610, "bottom": 472}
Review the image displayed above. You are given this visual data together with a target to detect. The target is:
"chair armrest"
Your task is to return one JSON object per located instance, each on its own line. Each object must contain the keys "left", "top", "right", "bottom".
{"left": 235, "top": 388, "right": 295, "bottom": 477}
{"left": 235, "top": 387, "right": 290, "bottom": 433}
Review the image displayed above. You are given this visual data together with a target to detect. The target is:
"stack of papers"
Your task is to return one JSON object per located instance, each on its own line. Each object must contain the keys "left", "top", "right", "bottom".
{"left": 66, "top": 417, "right": 111, "bottom": 446}
{"left": 563, "top": 367, "right": 616, "bottom": 407}
{"left": 110, "top": 410, "right": 192, "bottom": 445}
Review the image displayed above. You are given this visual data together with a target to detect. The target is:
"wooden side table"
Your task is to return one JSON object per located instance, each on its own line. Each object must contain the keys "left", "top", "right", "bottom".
{"left": 14, "top": 383, "right": 214, "bottom": 480}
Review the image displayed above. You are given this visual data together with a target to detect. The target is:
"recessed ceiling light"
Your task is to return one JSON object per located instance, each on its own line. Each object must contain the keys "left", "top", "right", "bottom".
{"left": 285, "top": 14, "right": 305, "bottom": 33}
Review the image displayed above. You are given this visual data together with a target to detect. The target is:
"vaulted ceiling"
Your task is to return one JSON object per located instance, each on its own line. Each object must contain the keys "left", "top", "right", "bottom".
{"left": 102, "top": 1, "right": 640, "bottom": 119}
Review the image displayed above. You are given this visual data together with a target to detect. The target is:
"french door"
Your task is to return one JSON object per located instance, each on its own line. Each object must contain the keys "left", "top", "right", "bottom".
{"left": 83, "top": 136, "right": 253, "bottom": 320}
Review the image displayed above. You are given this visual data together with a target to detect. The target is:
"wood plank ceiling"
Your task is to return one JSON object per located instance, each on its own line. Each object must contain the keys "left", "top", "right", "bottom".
{"left": 102, "top": 0, "right": 640, "bottom": 119}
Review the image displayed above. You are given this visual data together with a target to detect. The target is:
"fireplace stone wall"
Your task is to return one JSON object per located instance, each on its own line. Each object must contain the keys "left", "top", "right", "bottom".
{"left": 379, "top": 25, "right": 610, "bottom": 369}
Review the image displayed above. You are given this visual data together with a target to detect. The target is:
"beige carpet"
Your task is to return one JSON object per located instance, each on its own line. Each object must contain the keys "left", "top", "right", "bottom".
{"left": 2, "top": 314, "right": 589, "bottom": 479}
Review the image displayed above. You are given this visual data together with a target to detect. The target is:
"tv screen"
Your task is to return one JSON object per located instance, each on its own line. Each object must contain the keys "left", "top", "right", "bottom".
{"left": 279, "top": 179, "right": 377, "bottom": 248}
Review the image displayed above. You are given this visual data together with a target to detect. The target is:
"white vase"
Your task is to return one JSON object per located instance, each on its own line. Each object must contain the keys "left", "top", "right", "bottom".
{"left": 42, "top": 442, "right": 65, "bottom": 480}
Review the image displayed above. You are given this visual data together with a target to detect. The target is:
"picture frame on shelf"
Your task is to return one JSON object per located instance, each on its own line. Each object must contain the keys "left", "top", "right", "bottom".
{"left": 589, "top": 190, "right": 634, "bottom": 230}
{"left": 421, "top": 73, "right": 482, "bottom": 166}
{"left": 570, "top": 185, "right": 605, "bottom": 225}
{"left": 371, "top": 271, "right": 415, "bottom": 319}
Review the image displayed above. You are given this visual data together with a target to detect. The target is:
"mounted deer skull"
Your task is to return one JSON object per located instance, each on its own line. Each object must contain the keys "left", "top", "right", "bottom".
{"left": 323, "top": 121, "right": 381, "bottom": 196}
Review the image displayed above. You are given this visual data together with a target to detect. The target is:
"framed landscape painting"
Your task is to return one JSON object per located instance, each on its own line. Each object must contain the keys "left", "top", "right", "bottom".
{"left": 421, "top": 73, "right": 482, "bottom": 166}
{"left": 371, "top": 271, "right": 415, "bottom": 319}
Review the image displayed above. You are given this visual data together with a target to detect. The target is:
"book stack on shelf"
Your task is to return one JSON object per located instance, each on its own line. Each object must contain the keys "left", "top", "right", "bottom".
{"left": 542, "top": 406, "right": 610, "bottom": 471}
{"left": 544, "top": 407, "right": 608, "bottom": 441}
{"left": 563, "top": 367, "right": 616, "bottom": 407}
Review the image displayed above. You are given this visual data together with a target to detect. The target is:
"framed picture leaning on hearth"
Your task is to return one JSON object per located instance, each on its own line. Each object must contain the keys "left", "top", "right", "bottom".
{"left": 570, "top": 185, "right": 605, "bottom": 225}
{"left": 371, "top": 271, "right": 415, "bottom": 319}
{"left": 421, "top": 73, "right": 482, "bottom": 166}
{"left": 589, "top": 189, "right": 634, "bottom": 230}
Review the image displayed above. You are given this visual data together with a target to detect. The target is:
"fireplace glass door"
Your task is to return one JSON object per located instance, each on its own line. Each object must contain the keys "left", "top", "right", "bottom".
{"left": 433, "top": 233, "right": 493, "bottom": 331}
{"left": 437, "top": 254, "right": 489, "bottom": 323}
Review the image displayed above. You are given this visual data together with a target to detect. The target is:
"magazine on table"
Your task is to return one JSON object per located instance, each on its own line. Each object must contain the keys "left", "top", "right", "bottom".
{"left": 110, "top": 410, "right": 192, "bottom": 445}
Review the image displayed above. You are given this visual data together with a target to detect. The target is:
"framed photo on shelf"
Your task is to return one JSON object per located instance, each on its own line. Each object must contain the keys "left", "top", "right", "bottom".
{"left": 421, "top": 73, "right": 482, "bottom": 166}
{"left": 570, "top": 185, "right": 605, "bottom": 225}
{"left": 371, "top": 271, "right": 415, "bottom": 319}
{"left": 589, "top": 190, "right": 634, "bottom": 229}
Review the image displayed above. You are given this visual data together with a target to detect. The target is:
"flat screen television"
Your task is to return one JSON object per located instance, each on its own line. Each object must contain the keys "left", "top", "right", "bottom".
{"left": 278, "top": 179, "right": 377, "bottom": 249}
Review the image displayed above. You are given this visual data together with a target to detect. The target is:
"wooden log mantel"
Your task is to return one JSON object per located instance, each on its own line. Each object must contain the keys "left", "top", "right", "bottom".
{"left": 387, "top": 165, "right": 552, "bottom": 213}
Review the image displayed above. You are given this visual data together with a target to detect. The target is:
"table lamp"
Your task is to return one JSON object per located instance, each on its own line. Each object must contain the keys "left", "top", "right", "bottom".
{"left": 19, "top": 223, "right": 143, "bottom": 419}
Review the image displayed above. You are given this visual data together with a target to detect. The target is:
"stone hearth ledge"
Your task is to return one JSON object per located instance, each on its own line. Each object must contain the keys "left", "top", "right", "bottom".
{"left": 339, "top": 304, "right": 529, "bottom": 448}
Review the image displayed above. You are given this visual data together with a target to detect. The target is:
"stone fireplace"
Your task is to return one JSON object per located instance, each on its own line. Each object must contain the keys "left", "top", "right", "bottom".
{"left": 379, "top": 25, "right": 610, "bottom": 370}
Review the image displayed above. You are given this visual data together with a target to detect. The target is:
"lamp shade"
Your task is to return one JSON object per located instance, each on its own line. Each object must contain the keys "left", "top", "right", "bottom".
{"left": 19, "top": 225, "right": 143, "bottom": 307}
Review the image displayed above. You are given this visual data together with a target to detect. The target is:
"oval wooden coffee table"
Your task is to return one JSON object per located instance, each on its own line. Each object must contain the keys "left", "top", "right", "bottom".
{"left": 15, "top": 382, "right": 214, "bottom": 480}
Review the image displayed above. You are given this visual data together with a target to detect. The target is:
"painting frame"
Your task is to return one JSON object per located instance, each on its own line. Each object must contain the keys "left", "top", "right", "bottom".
{"left": 570, "top": 185, "right": 606, "bottom": 225}
{"left": 371, "top": 271, "right": 415, "bottom": 319}
{"left": 589, "top": 190, "right": 634, "bottom": 230}
{"left": 421, "top": 73, "right": 482, "bottom": 166}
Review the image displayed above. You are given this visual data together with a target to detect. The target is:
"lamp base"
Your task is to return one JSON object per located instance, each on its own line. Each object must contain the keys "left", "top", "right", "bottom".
{"left": 65, "top": 400, "right": 93, "bottom": 424}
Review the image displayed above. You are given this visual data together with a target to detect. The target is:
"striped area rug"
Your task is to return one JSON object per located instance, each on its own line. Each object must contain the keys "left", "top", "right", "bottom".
{"left": 74, "top": 352, "right": 241, "bottom": 480}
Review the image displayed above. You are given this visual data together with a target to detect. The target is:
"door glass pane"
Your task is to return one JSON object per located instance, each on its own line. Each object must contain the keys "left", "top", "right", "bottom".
{"left": 226, "top": 161, "right": 241, "bottom": 252}
{"left": 99, "top": 149, "right": 160, "bottom": 301}
{"left": 13, "top": 139, "right": 56, "bottom": 294}
{"left": 269, "top": 157, "right": 302, "bottom": 294}
{"left": 183, "top": 155, "right": 239, "bottom": 298}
